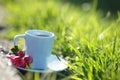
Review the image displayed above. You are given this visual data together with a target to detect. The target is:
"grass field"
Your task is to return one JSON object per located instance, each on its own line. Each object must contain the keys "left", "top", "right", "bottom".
{"left": 1, "top": 0, "right": 120, "bottom": 80}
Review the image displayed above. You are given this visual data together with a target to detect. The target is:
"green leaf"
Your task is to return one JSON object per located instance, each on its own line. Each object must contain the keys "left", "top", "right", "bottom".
{"left": 10, "top": 46, "right": 22, "bottom": 55}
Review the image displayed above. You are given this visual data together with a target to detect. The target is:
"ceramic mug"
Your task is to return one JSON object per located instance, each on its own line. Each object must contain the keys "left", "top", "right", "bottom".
{"left": 14, "top": 30, "right": 55, "bottom": 70}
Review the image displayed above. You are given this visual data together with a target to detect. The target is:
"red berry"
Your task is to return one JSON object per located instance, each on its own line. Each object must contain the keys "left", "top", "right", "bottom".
{"left": 24, "top": 56, "right": 33, "bottom": 64}
{"left": 12, "top": 56, "right": 26, "bottom": 68}
{"left": 17, "top": 51, "right": 25, "bottom": 58}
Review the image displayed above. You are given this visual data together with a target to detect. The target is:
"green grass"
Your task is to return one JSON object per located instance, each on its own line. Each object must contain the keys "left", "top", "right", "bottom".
{"left": 1, "top": 0, "right": 120, "bottom": 80}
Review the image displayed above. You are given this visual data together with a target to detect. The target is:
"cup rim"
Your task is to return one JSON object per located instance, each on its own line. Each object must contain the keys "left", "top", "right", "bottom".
{"left": 25, "top": 30, "right": 55, "bottom": 38}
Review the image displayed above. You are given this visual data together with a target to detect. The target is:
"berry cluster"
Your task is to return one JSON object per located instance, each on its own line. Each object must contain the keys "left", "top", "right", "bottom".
{"left": 7, "top": 51, "right": 33, "bottom": 68}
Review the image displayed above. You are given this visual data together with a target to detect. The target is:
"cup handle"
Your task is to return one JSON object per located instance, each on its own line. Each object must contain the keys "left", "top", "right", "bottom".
{"left": 14, "top": 34, "right": 25, "bottom": 46}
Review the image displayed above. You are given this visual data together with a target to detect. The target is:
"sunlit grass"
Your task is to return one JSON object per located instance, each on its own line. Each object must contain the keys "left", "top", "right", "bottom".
{"left": 1, "top": 0, "right": 120, "bottom": 80}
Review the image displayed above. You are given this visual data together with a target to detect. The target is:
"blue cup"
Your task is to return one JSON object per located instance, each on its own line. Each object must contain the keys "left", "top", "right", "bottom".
{"left": 14, "top": 30, "right": 55, "bottom": 70}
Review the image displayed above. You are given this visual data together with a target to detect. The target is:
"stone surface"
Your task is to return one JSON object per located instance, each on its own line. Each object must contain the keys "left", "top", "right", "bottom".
{"left": 0, "top": 38, "right": 13, "bottom": 51}
{"left": 0, "top": 52, "right": 22, "bottom": 80}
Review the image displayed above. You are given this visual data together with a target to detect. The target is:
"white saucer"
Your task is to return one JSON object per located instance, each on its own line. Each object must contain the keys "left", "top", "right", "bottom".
{"left": 16, "top": 55, "right": 68, "bottom": 73}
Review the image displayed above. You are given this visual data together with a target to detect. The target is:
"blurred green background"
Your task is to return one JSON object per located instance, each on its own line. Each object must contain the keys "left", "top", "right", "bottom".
{"left": 0, "top": 0, "right": 120, "bottom": 80}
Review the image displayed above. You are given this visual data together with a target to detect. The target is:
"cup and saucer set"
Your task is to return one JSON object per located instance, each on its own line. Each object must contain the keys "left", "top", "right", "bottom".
{"left": 14, "top": 30, "right": 68, "bottom": 73}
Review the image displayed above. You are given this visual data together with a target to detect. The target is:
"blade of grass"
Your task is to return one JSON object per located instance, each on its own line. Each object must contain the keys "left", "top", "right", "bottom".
{"left": 34, "top": 72, "right": 40, "bottom": 80}
{"left": 69, "top": 44, "right": 80, "bottom": 57}
{"left": 112, "top": 33, "right": 117, "bottom": 54}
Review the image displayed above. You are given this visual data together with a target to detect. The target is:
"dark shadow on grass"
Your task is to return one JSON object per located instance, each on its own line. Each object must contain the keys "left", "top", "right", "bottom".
{"left": 61, "top": 0, "right": 120, "bottom": 18}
